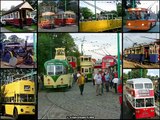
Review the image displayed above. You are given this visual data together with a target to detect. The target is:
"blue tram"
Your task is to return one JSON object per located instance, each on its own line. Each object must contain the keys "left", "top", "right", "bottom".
{"left": 124, "top": 41, "right": 159, "bottom": 63}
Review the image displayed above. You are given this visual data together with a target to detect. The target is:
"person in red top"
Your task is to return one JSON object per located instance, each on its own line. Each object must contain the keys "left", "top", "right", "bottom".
{"left": 117, "top": 76, "right": 122, "bottom": 119}
{"left": 101, "top": 72, "right": 106, "bottom": 94}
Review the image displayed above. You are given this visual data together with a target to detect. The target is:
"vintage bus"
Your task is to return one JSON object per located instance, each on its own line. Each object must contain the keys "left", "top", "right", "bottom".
{"left": 80, "top": 55, "right": 93, "bottom": 81}
{"left": 125, "top": 78, "right": 155, "bottom": 119}
{"left": 1, "top": 77, "right": 36, "bottom": 120}
{"left": 126, "top": 8, "right": 156, "bottom": 31}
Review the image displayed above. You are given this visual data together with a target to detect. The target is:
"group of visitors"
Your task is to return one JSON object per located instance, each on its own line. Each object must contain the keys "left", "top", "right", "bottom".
{"left": 94, "top": 70, "right": 119, "bottom": 96}
{"left": 74, "top": 69, "right": 119, "bottom": 96}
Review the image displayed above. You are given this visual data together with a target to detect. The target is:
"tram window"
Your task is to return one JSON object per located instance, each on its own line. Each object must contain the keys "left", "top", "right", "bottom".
{"left": 132, "top": 99, "right": 135, "bottom": 107}
{"left": 135, "top": 83, "right": 143, "bottom": 89}
{"left": 89, "top": 68, "right": 91, "bottom": 72}
{"left": 84, "top": 58, "right": 88, "bottom": 61}
{"left": 145, "top": 98, "right": 154, "bottom": 107}
{"left": 82, "top": 68, "right": 84, "bottom": 73}
{"left": 144, "top": 83, "right": 152, "bottom": 89}
{"left": 136, "top": 99, "right": 144, "bottom": 107}
{"left": 47, "top": 65, "right": 54, "bottom": 75}
{"left": 85, "top": 68, "right": 88, "bottom": 73}
{"left": 55, "top": 65, "right": 63, "bottom": 75}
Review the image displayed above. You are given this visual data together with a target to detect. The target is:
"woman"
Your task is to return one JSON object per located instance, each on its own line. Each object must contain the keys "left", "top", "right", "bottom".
{"left": 77, "top": 72, "right": 85, "bottom": 95}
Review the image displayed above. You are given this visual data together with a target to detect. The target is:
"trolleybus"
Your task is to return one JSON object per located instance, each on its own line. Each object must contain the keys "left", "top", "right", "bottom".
{"left": 1, "top": 76, "right": 36, "bottom": 120}
{"left": 126, "top": 8, "right": 156, "bottom": 31}
{"left": 125, "top": 78, "right": 155, "bottom": 119}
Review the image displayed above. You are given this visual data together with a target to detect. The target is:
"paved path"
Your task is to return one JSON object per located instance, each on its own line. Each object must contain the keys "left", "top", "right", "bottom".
{"left": 38, "top": 82, "right": 120, "bottom": 119}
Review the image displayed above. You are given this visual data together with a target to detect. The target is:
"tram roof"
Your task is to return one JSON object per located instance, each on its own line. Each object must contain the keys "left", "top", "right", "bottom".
{"left": 42, "top": 12, "right": 55, "bottom": 16}
{"left": 126, "top": 78, "right": 152, "bottom": 84}
{"left": 3, "top": 1, "right": 34, "bottom": 15}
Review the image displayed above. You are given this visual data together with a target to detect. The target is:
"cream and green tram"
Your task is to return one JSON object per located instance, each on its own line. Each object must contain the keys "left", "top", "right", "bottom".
{"left": 43, "top": 59, "right": 73, "bottom": 88}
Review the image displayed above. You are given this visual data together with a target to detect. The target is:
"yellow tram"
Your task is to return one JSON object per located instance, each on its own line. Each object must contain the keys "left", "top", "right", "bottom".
{"left": 1, "top": 75, "right": 36, "bottom": 120}
{"left": 80, "top": 55, "right": 94, "bottom": 81}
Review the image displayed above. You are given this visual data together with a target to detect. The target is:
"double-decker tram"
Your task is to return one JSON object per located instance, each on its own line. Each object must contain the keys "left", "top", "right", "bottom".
{"left": 1, "top": 1, "right": 34, "bottom": 28}
{"left": 1, "top": 74, "right": 36, "bottom": 120}
{"left": 79, "top": 55, "right": 93, "bottom": 81}
{"left": 43, "top": 48, "right": 73, "bottom": 89}
{"left": 125, "top": 78, "right": 155, "bottom": 119}
{"left": 66, "top": 56, "right": 77, "bottom": 70}
{"left": 54, "top": 11, "right": 76, "bottom": 26}
{"left": 126, "top": 8, "right": 156, "bottom": 31}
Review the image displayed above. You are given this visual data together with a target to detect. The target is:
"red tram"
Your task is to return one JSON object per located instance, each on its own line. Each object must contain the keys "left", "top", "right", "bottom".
{"left": 66, "top": 56, "right": 77, "bottom": 69}
{"left": 54, "top": 11, "right": 76, "bottom": 26}
{"left": 102, "top": 55, "right": 116, "bottom": 71}
{"left": 2, "top": 1, "right": 34, "bottom": 27}
{"left": 125, "top": 78, "right": 155, "bottom": 119}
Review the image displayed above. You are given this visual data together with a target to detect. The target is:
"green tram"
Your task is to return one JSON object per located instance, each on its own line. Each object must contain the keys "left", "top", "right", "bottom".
{"left": 43, "top": 59, "right": 73, "bottom": 89}
{"left": 79, "top": 55, "right": 93, "bottom": 81}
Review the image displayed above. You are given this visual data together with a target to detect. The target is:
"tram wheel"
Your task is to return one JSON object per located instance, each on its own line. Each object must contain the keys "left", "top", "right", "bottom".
{"left": 13, "top": 108, "right": 18, "bottom": 120}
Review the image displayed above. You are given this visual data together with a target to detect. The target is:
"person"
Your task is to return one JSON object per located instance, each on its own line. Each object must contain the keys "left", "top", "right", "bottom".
{"left": 94, "top": 71, "right": 102, "bottom": 96}
{"left": 105, "top": 71, "right": 110, "bottom": 92}
{"left": 73, "top": 72, "right": 77, "bottom": 83}
{"left": 117, "top": 77, "right": 122, "bottom": 119}
{"left": 77, "top": 72, "right": 85, "bottom": 95}
{"left": 101, "top": 72, "right": 106, "bottom": 94}
{"left": 112, "top": 72, "right": 118, "bottom": 93}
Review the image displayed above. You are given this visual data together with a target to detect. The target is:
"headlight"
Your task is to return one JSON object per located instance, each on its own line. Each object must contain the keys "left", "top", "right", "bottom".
{"left": 128, "top": 23, "right": 131, "bottom": 26}
{"left": 32, "top": 109, "right": 35, "bottom": 112}
{"left": 142, "top": 23, "right": 144, "bottom": 26}
{"left": 21, "top": 109, "right": 24, "bottom": 112}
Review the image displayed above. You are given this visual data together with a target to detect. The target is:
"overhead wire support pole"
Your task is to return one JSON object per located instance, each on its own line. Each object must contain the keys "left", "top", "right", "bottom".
{"left": 94, "top": 0, "right": 96, "bottom": 20}
{"left": 117, "top": 33, "right": 120, "bottom": 79}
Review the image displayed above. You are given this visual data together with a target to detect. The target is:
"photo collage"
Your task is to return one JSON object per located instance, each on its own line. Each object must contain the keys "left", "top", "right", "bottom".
{"left": 0, "top": 0, "right": 159, "bottom": 120}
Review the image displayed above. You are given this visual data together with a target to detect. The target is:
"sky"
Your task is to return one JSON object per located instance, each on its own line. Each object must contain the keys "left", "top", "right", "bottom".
{"left": 4, "top": 33, "right": 35, "bottom": 43}
{"left": 137, "top": 0, "right": 159, "bottom": 14}
{"left": 123, "top": 69, "right": 160, "bottom": 77}
{"left": 70, "top": 33, "right": 122, "bottom": 60}
{"left": 1, "top": 1, "right": 23, "bottom": 10}
{"left": 80, "top": 0, "right": 118, "bottom": 13}
{"left": 123, "top": 33, "right": 159, "bottom": 50}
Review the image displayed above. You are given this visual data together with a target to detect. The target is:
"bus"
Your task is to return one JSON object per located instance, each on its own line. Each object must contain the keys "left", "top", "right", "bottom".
{"left": 126, "top": 8, "right": 156, "bottom": 31}
{"left": 1, "top": 78, "right": 36, "bottom": 120}
{"left": 125, "top": 78, "right": 155, "bottom": 119}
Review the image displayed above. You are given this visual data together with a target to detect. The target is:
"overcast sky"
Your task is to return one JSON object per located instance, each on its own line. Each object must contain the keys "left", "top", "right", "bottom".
{"left": 123, "top": 69, "right": 160, "bottom": 77}
{"left": 123, "top": 33, "right": 159, "bottom": 50}
{"left": 1, "top": 1, "right": 23, "bottom": 10}
{"left": 4, "top": 33, "right": 36, "bottom": 43}
{"left": 80, "top": 0, "right": 118, "bottom": 13}
{"left": 70, "top": 33, "right": 122, "bottom": 60}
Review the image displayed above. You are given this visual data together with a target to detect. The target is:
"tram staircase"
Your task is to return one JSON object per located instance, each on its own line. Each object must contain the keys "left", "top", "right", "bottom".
{"left": 155, "top": 102, "right": 160, "bottom": 116}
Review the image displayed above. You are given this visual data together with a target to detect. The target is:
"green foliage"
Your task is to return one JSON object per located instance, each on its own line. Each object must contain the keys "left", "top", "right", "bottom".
{"left": 38, "top": 33, "right": 80, "bottom": 74}
{"left": 117, "top": 2, "right": 122, "bottom": 17}
{"left": 80, "top": 7, "right": 93, "bottom": 19}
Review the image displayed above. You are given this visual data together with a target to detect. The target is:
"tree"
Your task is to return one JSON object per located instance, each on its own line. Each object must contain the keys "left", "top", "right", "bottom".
{"left": 26, "top": 0, "right": 38, "bottom": 9}
{"left": 128, "top": 69, "right": 148, "bottom": 79}
{"left": 8, "top": 35, "right": 19, "bottom": 42}
{"left": 38, "top": 33, "right": 80, "bottom": 74}
{"left": 80, "top": 7, "right": 93, "bottom": 19}
{"left": 117, "top": 2, "right": 122, "bottom": 17}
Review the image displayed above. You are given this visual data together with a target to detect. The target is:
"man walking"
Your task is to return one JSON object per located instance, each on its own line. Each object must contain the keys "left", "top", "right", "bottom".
{"left": 94, "top": 71, "right": 102, "bottom": 96}
{"left": 77, "top": 72, "right": 85, "bottom": 95}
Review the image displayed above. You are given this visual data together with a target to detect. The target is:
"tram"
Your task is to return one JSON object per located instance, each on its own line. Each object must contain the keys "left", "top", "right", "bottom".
{"left": 43, "top": 48, "right": 73, "bottom": 88}
{"left": 102, "top": 55, "right": 117, "bottom": 72}
{"left": 1, "top": 1, "right": 34, "bottom": 27}
{"left": 125, "top": 78, "right": 155, "bottom": 119}
{"left": 39, "top": 12, "right": 55, "bottom": 29}
{"left": 43, "top": 59, "right": 73, "bottom": 89}
{"left": 66, "top": 56, "right": 77, "bottom": 70}
{"left": 126, "top": 8, "right": 156, "bottom": 31}
{"left": 124, "top": 40, "right": 159, "bottom": 63}
{"left": 1, "top": 77, "right": 35, "bottom": 120}
{"left": 54, "top": 11, "right": 76, "bottom": 26}
{"left": 79, "top": 55, "right": 93, "bottom": 81}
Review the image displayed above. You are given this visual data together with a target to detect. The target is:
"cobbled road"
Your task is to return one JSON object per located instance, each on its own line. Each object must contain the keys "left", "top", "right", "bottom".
{"left": 38, "top": 82, "right": 120, "bottom": 119}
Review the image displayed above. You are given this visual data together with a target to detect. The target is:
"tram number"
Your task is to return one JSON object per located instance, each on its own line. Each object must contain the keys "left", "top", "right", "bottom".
{"left": 24, "top": 85, "right": 30, "bottom": 91}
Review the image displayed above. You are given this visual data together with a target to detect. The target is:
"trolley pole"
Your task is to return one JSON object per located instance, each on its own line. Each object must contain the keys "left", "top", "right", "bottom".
{"left": 94, "top": 0, "right": 97, "bottom": 20}
{"left": 33, "top": 33, "right": 37, "bottom": 66}
{"left": 117, "top": 33, "right": 120, "bottom": 79}
{"left": 65, "top": 0, "right": 67, "bottom": 11}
